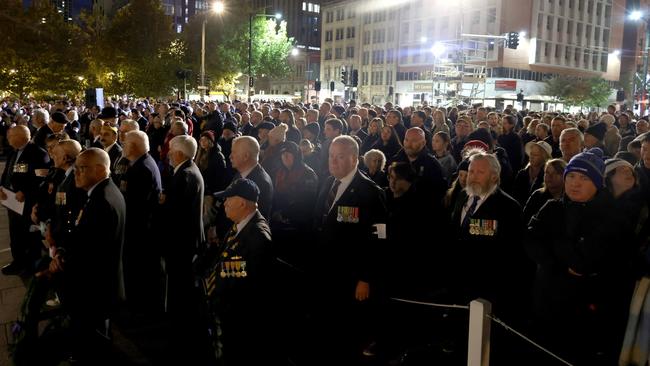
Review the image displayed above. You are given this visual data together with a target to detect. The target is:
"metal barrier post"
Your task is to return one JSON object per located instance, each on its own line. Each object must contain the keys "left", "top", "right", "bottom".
{"left": 467, "top": 298, "right": 492, "bottom": 366}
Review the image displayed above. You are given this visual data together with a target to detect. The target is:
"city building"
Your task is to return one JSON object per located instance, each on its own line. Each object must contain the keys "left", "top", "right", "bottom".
{"left": 162, "top": 0, "right": 209, "bottom": 33}
{"left": 320, "top": 0, "right": 625, "bottom": 110}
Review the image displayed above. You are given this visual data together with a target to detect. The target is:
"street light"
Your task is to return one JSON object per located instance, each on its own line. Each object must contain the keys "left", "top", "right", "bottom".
{"left": 200, "top": 1, "right": 225, "bottom": 101}
{"left": 248, "top": 12, "right": 282, "bottom": 102}
{"left": 629, "top": 9, "right": 649, "bottom": 115}
{"left": 291, "top": 48, "right": 299, "bottom": 56}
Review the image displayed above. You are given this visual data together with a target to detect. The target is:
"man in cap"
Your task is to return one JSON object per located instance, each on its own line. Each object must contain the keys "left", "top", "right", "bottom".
{"left": 584, "top": 122, "right": 609, "bottom": 156}
{"left": 204, "top": 178, "right": 275, "bottom": 365}
{"left": 97, "top": 106, "right": 118, "bottom": 127}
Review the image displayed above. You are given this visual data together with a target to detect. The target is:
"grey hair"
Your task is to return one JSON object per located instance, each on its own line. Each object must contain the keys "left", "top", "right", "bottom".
{"left": 170, "top": 135, "right": 197, "bottom": 159}
{"left": 33, "top": 108, "right": 50, "bottom": 124}
{"left": 171, "top": 120, "right": 188, "bottom": 135}
{"left": 363, "top": 149, "right": 386, "bottom": 171}
{"left": 560, "top": 127, "right": 584, "bottom": 144}
{"left": 125, "top": 130, "right": 150, "bottom": 153}
{"left": 469, "top": 152, "right": 501, "bottom": 185}
{"left": 233, "top": 135, "right": 260, "bottom": 163}
{"left": 332, "top": 135, "right": 359, "bottom": 158}
{"left": 120, "top": 119, "right": 140, "bottom": 132}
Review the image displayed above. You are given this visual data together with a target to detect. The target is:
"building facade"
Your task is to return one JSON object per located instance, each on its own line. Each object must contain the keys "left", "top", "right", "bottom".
{"left": 320, "top": 0, "right": 625, "bottom": 109}
{"left": 162, "top": 0, "right": 209, "bottom": 33}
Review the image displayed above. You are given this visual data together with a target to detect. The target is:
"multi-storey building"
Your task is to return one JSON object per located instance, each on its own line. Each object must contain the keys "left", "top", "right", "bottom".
{"left": 320, "top": 0, "right": 625, "bottom": 109}
{"left": 162, "top": 0, "right": 209, "bottom": 33}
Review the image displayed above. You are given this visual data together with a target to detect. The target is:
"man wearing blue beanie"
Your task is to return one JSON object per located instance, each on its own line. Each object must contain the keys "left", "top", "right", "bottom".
{"left": 564, "top": 147, "right": 606, "bottom": 197}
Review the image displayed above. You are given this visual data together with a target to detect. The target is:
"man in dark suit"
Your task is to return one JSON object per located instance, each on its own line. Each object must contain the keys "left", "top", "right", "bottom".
{"left": 120, "top": 130, "right": 162, "bottom": 310}
{"left": 312, "top": 135, "right": 388, "bottom": 364}
{"left": 0, "top": 125, "right": 50, "bottom": 275}
{"left": 31, "top": 108, "right": 53, "bottom": 149}
{"left": 227, "top": 136, "right": 273, "bottom": 218}
{"left": 450, "top": 152, "right": 527, "bottom": 315}
{"left": 206, "top": 178, "right": 275, "bottom": 365}
{"left": 99, "top": 125, "right": 122, "bottom": 169}
{"left": 48, "top": 148, "right": 125, "bottom": 364}
{"left": 161, "top": 134, "right": 207, "bottom": 363}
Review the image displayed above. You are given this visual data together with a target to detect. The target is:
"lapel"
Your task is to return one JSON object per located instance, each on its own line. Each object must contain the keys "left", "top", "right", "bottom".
{"left": 327, "top": 171, "right": 361, "bottom": 220}
{"left": 472, "top": 190, "right": 498, "bottom": 218}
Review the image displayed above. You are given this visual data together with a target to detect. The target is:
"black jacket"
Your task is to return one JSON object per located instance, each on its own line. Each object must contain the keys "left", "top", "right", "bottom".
{"left": 392, "top": 148, "right": 448, "bottom": 210}
{"left": 1, "top": 142, "right": 50, "bottom": 215}
{"left": 498, "top": 131, "right": 524, "bottom": 174}
{"left": 512, "top": 166, "right": 545, "bottom": 206}
{"left": 313, "top": 170, "right": 388, "bottom": 297}
{"left": 61, "top": 178, "right": 126, "bottom": 322}
{"left": 197, "top": 145, "right": 229, "bottom": 195}
{"left": 234, "top": 164, "right": 274, "bottom": 219}
{"left": 32, "top": 125, "right": 54, "bottom": 150}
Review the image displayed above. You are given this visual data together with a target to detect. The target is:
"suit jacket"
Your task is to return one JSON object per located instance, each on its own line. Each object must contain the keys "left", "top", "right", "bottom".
{"left": 61, "top": 178, "right": 126, "bottom": 322}
{"left": 163, "top": 160, "right": 205, "bottom": 266}
{"left": 1, "top": 142, "right": 50, "bottom": 215}
{"left": 122, "top": 154, "right": 162, "bottom": 233}
{"left": 234, "top": 164, "right": 273, "bottom": 219}
{"left": 313, "top": 170, "right": 387, "bottom": 296}
{"left": 32, "top": 125, "right": 54, "bottom": 149}
{"left": 210, "top": 210, "right": 273, "bottom": 316}
{"left": 450, "top": 188, "right": 526, "bottom": 308}
{"left": 51, "top": 171, "right": 85, "bottom": 247}
{"left": 106, "top": 143, "right": 123, "bottom": 171}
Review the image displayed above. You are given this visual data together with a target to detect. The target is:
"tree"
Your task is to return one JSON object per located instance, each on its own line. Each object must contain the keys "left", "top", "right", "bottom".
{"left": 585, "top": 77, "right": 613, "bottom": 108}
{"left": 544, "top": 76, "right": 613, "bottom": 109}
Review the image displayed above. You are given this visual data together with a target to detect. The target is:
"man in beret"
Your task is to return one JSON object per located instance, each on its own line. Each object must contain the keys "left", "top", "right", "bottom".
{"left": 97, "top": 106, "right": 118, "bottom": 127}
{"left": 204, "top": 178, "right": 275, "bottom": 365}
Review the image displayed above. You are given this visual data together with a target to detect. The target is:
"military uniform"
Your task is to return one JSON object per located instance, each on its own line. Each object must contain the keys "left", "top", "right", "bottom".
{"left": 202, "top": 210, "right": 275, "bottom": 366}
{"left": 0, "top": 142, "right": 50, "bottom": 270}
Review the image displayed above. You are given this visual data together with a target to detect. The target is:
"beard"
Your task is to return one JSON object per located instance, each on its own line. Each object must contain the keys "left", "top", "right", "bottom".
{"left": 465, "top": 181, "right": 492, "bottom": 197}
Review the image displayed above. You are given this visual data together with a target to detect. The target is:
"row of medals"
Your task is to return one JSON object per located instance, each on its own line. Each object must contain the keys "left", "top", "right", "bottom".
{"left": 220, "top": 258, "right": 248, "bottom": 278}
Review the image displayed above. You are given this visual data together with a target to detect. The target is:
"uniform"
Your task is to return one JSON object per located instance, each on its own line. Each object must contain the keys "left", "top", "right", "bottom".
{"left": 0, "top": 142, "right": 50, "bottom": 270}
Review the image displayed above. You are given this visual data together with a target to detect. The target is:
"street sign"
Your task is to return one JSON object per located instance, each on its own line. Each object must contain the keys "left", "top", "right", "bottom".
{"left": 495, "top": 80, "right": 517, "bottom": 91}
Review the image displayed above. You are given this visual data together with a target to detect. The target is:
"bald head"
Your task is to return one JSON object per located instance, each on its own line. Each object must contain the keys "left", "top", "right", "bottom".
{"left": 404, "top": 127, "right": 426, "bottom": 159}
{"left": 53, "top": 139, "right": 82, "bottom": 169}
{"left": 75, "top": 148, "right": 110, "bottom": 190}
{"left": 8, "top": 125, "right": 30, "bottom": 150}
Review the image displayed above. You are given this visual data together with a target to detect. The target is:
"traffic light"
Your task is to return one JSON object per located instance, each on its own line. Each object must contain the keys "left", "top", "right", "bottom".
{"left": 341, "top": 69, "right": 348, "bottom": 85}
{"left": 330, "top": 81, "right": 335, "bottom": 92}
{"left": 315, "top": 80, "right": 321, "bottom": 92}
{"left": 616, "top": 89, "right": 626, "bottom": 102}
{"left": 351, "top": 70, "right": 359, "bottom": 87}
{"left": 506, "top": 32, "right": 519, "bottom": 49}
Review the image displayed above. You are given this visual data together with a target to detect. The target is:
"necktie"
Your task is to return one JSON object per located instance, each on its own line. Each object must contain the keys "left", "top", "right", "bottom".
{"left": 461, "top": 195, "right": 480, "bottom": 229}
{"left": 325, "top": 179, "right": 341, "bottom": 212}
{"left": 225, "top": 223, "right": 238, "bottom": 246}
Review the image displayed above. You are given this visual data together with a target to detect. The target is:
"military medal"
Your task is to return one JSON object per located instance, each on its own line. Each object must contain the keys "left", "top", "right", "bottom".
{"left": 14, "top": 163, "right": 28, "bottom": 173}
{"left": 219, "top": 262, "right": 227, "bottom": 278}
{"left": 225, "top": 261, "right": 232, "bottom": 277}
{"left": 75, "top": 209, "right": 84, "bottom": 226}
{"left": 241, "top": 261, "right": 247, "bottom": 277}
{"left": 234, "top": 261, "right": 242, "bottom": 278}
{"left": 48, "top": 183, "right": 54, "bottom": 195}
{"left": 55, "top": 192, "right": 67, "bottom": 206}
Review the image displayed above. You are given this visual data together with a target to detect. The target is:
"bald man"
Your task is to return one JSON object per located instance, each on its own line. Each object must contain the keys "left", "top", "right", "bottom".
{"left": 49, "top": 148, "right": 125, "bottom": 364}
{"left": 0, "top": 125, "right": 50, "bottom": 275}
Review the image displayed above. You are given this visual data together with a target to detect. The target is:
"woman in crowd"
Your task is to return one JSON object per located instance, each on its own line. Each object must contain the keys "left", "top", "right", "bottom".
{"left": 279, "top": 109, "right": 302, "bottom": 144}
{"left": 195, "top": 131, "right": 228, "bottom": 197}
{"left": 146, "top": 113, "right": 168, "bottom": 162}
{"left": 360, "top": 117, "right": 383, "bottom": 155}
{"left": 362, "top": 149, "right": 388, "bottom": 188}
{"left": 372, "top": 125, "right": 402, "bottom": 161}
{"left": 513, "top": 141, "right": 552, "bottom": 205}
{"left": 432, "top": 131, "right": 457, "bottom": 180}
{"left": 522, "top": 158, "right": 566, "bottom": 225}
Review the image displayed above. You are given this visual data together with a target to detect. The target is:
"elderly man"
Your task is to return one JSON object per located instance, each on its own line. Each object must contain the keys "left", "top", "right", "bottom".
{"left": 348, "top": 114, "right": 368, "bottom": 142}
{"left": 0, "top": 125, "right": 50, "bottom": 275}
{"left": 118, "top": 118, "right": 139, "bottom": 144}
{"left": 227, "top": 136, "right": 274, "bottom": 219}
{"left": 450, "top": 152, "right": 525, "bottom": 317}
{"left": 205, "top": 178, "right": 275, "bottom": 365}
{"left": 121, "top": 130, "right": 162, "bottom": 310}
{"left": 392, "top": 127, "right": 447, "bottom": 206}
{"left": 89, "top": 119, "right": 104, "bottom": 148}
{"left": 98, "top": 106, "right": 119, "bottom": 127}
{"left": 99, "top": 125, "right": 122, "bottom": 170}
{"left": 49, "top": 148, "right": 125, "bottom": 365}
{"left": 31, "top": 108, "right": 52, "bottom": 149}
{"left": 560, "top": 127, "right": 584, "bottom": 163}
{"left": 312, "top": 135, "right": 387, "bottom": 364}
{"left": 544, "top": 116, "right": 567, "bottom": 158}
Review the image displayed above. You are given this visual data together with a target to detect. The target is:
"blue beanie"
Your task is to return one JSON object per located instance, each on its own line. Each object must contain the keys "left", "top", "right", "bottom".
{"left": 564, "top": 147, "right": 605, "bottom": 188}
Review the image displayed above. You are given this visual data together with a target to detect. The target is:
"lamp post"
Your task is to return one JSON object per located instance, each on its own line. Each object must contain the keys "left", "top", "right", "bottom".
{"left": 200, "top": 1, "right": 225, "bottom": 101}
{"left": 248, "top": 12, "right": 282, "bottom": 102}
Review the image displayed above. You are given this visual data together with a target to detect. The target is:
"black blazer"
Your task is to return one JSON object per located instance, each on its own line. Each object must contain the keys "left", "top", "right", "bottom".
{"left": 32, "top": 125, "right": 54, "bottom": 149}
{"left": 234, "top": 164, "right": 273, "bottom": 219}
{"left": 313, "top": 170, "right": 387, "bottom": 294}
{"left": 1, "top": 142, "right": 50, "bottom": 214}
{"left": 61, "top": 178, "right": 126, "bottom": 322}
{"left": 122, "top": 154, "right": 162, "bottom": 232}
{"left": 106, "top": 143, "right": 123, "bottom": 171}
{"left": 163, "top": 160, "right": 205, "bottom": 263}
{"left": 51, "top": 171, "right": 85, "bottom": 247}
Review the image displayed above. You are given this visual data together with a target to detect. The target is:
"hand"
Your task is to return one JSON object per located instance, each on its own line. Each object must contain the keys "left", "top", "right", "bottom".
{"left": 159, "top": 193, "right": 166, "bottom": 205}
{"left": 568, "top": 267, "right": 583, "bottom": 277}
{"left": 0, "top": 188, "right": 7, "bottom": 201}
{"left": 45, "top": 224, "right": 55, "bottom": 248}
{"left": 49, "top": 255, "right": 64, "bottom": 273}
{"left": 15, "top": 191, "right": 25, "bottom": 202}
{"left": 355, "top": 280, "right": 370, "bottom": 301}
{"left": 31, "top": 204, "right": 39, "bottom": 224}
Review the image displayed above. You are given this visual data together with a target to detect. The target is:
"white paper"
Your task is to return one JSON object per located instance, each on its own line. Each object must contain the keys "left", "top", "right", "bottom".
{"left": 1, "top": 189, "right": 25, "bottom": 215}
{"left": 373, "top": 223, "right": 387, "bottom": 239}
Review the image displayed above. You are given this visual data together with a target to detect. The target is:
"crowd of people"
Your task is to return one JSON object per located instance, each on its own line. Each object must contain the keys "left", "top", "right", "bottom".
{"left": 0, "top": 97, "right": 649, "bottom": 365}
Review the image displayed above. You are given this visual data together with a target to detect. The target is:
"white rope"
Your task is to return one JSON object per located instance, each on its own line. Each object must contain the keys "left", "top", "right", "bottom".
{"left": 390, "top": 297, "right": 470, "bottom": 310}
{"left": 488, "top": 314, "right": 574, "bottom": 366}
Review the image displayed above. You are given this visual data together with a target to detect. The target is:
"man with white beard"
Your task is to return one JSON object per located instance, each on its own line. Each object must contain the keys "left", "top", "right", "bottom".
{"left": 449, "top": 151, "right": 529, "bottom": 327}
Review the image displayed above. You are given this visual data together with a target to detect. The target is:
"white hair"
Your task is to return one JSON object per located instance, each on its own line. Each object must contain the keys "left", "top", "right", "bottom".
{"left": 33, "top": 108, "right": 50, "bottom": 125}
{"left": 560, "top": 127, "right": 584, "bottom": 144}
{"left": 125, "top": 130, "right": 150, "bottom": 153}
{"left": 332, "top": 135, "right": 359, "bottom": 157}
{"left": 363, "top": 149, "right": 386, "bottom": 171}
{"left": 171, "top": 120, "right": 188, "bottom": 135}
{"left": 170, "top": 135, "right": 197, "bottom": 160}
{"left": 233, "top": 135, "right": 260, "bottom": 163}
{"left": 469, "top": 152, "right": 501, "bottom": 186}
{"left": 120, "top": 119, "right": 140, "bottom": 132}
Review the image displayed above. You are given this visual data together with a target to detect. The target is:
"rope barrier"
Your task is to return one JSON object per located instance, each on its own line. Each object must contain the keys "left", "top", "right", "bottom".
{"left": 389, "top": 297, "right": 574, "bottom": 366}
{"left": 390, "top": 297, "right": 469, "bottom": 310}
{"left": 487, "top": 314, "right": 574, "bottom": 366}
